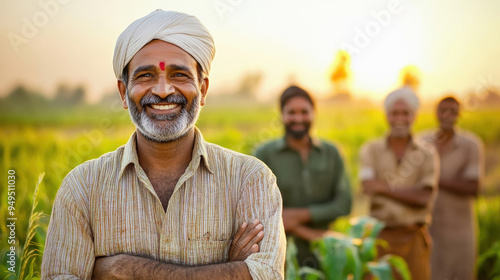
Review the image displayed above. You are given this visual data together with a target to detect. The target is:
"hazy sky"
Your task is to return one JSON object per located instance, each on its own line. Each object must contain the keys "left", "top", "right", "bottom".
{"left": 1, "top": 0, "right": 499, "bottom": 103}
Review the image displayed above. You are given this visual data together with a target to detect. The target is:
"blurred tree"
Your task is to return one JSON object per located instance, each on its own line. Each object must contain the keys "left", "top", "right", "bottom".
{"left": 54, "top": 84, "right": 86, "bottom": 106}
{"left": 54, "top": 84, "right": 72, "bottom": 104}
{"left": 329, "top": 50, "right": 352, "bottom": 101}
{"left": 70, "top": 85, "right": 86, "bottom": 105}
{"left": 2, "top": 85, "right": 48, "bottom": 110}
{"left": 99, "top": 90, "right": 123, "bottom": 109}
{"left": 399, "top": 65, "right": 421, "bottom": 92}
{"left": 235, "top": 71, "right": 263, "bottom": 98}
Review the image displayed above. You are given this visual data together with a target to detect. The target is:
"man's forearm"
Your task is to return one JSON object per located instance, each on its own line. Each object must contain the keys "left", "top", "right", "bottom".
{"left": 292, "top": 225, "right": 325, "bottom": 241}
{"left": 379, "top": 186, "right": 432, "bottom": 207}
{"left": 363, "top": 180, "right": 432, "bottom": 207}
{"left": 93, "top": 254, "right": 252, "bottom": 280}
{"left": 439, "top": 179, "right": 478, "bottom": 196}
{"left": 308, "top": 184, "right": 352, "bottom": 224}
{"left": 282, "top": 208, "right": 311, "bottom": 232}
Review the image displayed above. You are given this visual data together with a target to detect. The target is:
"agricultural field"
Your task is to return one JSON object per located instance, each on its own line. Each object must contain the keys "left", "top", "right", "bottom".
{"left": 1, "top": 99, "right": 499, "bottom": 279}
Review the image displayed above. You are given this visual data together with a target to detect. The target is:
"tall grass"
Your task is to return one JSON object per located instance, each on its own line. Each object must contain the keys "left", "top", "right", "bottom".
{"left": 476, "top": 195, "right": 500, "bottom": 279}
{"left": 1, "top": 173, "right": 45, "bottom": 280}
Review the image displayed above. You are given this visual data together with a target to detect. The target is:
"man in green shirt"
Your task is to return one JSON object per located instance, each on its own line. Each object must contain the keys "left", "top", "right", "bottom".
{"left": 254, "top": 85, "right": 352, "bottom": 268}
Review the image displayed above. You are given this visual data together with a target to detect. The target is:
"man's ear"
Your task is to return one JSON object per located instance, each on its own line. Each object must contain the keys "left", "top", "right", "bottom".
{"left": 117, "top": 80, "right": 128, "bottom": 109}
{"left": 200, "top": 77, "right": 209, "bottom": 107}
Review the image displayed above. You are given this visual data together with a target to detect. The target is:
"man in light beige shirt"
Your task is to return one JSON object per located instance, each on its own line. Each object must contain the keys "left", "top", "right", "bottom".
{"left": 359, "top": 87, "right": 439, "bottom": 280}
{"left": 41, "top": 10, "right": 286, "bottom": 280}
{"left": 420, "top": 96, "right": 484, "bottom": 280}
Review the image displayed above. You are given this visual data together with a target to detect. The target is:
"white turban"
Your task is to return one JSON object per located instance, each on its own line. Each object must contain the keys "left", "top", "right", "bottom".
{"left": 113, "top": 10, "right": 215, "bottom": 80}
{"left": 384, "top": 86, "right": 420, "bottom": 112}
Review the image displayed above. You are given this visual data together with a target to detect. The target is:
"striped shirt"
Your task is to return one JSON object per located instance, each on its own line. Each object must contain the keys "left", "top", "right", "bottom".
{"left": 41, "top": 128, "right": 286, "bottom": 279}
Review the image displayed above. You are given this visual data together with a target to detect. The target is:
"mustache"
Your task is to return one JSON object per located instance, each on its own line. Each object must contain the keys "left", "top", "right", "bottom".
{"left": 140, "top": 93, "right": 188, "bottom": 107}
{"left": 287, "top": 122, "right": 309, "bottom": 126}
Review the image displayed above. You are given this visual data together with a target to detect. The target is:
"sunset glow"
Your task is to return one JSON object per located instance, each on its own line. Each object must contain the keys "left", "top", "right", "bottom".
{"left": 1, "top": 0, "right": 499, "bottom": 103}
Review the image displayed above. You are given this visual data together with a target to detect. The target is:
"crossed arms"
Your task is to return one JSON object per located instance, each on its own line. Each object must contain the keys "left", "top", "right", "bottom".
{"left": 362, "top": 179, "right": 433, "bottom": 207}
{"left": 92, "top": 220, "right": 264, "bottom": 280}
{"left": 41, "top": 166, "right": 286, "bottom": 280}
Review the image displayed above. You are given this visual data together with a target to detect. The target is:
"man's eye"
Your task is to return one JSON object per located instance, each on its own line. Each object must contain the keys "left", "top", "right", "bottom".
{"left": 173, "top": 73, "right": 188, "bottom": 78}
{"left": 139, "top": 73, "right": 153, "bottom": 78}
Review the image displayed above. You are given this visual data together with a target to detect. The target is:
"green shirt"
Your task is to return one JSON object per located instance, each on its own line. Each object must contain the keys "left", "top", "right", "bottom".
{"left": 254, "top": 137, "right": 352, "bottom": 230}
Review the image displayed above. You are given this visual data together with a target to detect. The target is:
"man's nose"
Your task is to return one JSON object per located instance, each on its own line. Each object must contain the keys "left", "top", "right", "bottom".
{"left": 445, "top": 110, "right": 456, "bottom": 118}
{"left": 289, "top": 113, "right": 303, "bottom": 123}
{"left": 151, "top": 77, "right": 175, "bottom": 98}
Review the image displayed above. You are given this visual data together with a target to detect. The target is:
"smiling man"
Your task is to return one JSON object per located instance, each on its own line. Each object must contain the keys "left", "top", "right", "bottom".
{"left": 359, "top": 87, "right": 439, "bottom": 280}
{"left": 41, "top": 10, "right": 286, "bottom": 280}
{"left": 254, "top": 86, "right": 352, "bottom": 268}
{"left": 419, "top": 97, "right": 484, "bottom": 280}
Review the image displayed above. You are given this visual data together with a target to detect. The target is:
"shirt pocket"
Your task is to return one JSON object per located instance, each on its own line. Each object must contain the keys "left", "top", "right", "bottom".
{"left": 184, "top": 239, "right": 232, "bottom": 265}
{"left": 309, "top": 169, "right": 335, "bottom": 202}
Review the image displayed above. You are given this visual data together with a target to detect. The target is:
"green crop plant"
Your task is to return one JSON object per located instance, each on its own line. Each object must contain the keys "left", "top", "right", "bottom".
{"left": 286, "top": 216, "right": 410, "bottom": 280}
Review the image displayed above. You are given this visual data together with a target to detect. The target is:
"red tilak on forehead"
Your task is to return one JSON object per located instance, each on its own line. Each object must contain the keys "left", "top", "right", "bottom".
{"left": 159, "top": 61, "right": 165, "bottom": 71}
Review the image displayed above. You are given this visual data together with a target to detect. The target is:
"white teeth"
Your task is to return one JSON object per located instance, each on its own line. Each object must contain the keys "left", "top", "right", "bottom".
{"left": 151, "top": 104, "right": 178, "bottom": 110}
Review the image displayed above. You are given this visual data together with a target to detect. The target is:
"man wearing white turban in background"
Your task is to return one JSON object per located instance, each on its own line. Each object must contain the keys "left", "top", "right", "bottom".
{"left": 42, "top": 10, "right": 286, "bottom": 280}
{"left": 359, "top": 87, "right": 439, "bottom": 280}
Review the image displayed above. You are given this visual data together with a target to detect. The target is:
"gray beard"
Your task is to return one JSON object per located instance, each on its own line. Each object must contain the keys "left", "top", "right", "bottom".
{"left": 126, "top": 91, "right": 201, "bottom": 143}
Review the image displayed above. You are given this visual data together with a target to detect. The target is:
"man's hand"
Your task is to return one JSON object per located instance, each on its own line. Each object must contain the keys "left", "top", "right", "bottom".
{"left": 282, "top": 208, "right": 311, "bottom": 233}
{"left": 228, "top": 219, "right": 264, "bottom": 261}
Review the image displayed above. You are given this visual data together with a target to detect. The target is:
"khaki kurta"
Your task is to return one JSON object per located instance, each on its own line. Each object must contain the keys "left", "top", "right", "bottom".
{"left": 360, "top": 136, "right": 439, "bottom": 280}
{"left": 42, "top": 128, "right": 286, "bottom": 279}
{"left": 420, "top": 130, "right": 484, "bottom": 280}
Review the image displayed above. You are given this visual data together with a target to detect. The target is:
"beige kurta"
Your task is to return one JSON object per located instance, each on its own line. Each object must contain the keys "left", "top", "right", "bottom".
{"left": 360, "top": 136, "right": 439, "bottom": 280}
{"left": 419, "top": 130, "right": 484, "bottom": 280}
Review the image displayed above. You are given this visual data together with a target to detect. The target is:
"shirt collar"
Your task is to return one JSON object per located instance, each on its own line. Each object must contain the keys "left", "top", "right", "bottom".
{"left": 383, "top": 134, "right": 419, "bottom": 150}
{"left": 119, "top": 127, "right": 214, "bottom": 178}
{"left": 426, "top": 129, "right": 460, "bottom": 150}
{"left": 441, "top": 130, "right": 460, "bottom": 150}
{"left": 192, "top": 127, "right": 214, "bottom": 174}
{"left": 119, "top": 132, "right": 139, "bottom": 178}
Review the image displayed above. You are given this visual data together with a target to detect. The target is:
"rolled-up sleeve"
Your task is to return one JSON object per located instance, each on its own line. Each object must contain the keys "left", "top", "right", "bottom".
{"left": 41, "top": 170, "right": 94, "bottom": 280}
{"left": 359, "top": 142, "right": 376, "bottom": 181}
{"left": 237, "top": 167, "right": 286, "bottom": 280}
{"left": 418, "top": 147, "right": 439, "bottom": 191}
{"left": 463, "top": 137, "right": 484, "bottom": 181}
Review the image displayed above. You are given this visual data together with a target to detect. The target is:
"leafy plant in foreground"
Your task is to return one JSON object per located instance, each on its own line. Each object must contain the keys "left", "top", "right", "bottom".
{"left": 286, "top": 216, "right": 410, "bottom": 280}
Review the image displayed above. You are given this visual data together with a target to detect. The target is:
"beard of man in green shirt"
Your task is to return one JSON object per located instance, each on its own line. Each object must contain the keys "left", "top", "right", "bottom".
{"left": 254, "top": 86, "right": 352, "bottom": 268}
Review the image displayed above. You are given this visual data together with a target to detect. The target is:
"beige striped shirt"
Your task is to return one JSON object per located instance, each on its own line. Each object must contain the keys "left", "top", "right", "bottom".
{"left": 41, "top": 128, "right": 286, "bottom": 279}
